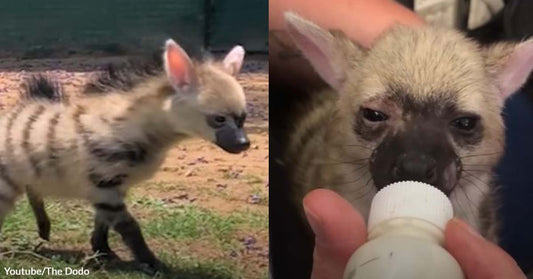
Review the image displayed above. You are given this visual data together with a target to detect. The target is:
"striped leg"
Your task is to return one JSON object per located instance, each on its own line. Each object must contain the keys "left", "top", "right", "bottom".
{"left": 92, "top": 202, "right": 159, "bottom": 269}
{"left": 27, "top": 188, "right": 51, "bottom": 241}
{"left": 91, "top": 206, "right": 115, "bottom": 259}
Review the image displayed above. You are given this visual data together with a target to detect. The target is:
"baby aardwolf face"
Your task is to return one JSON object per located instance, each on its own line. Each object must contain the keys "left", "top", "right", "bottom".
{"left": 285, "top": 13, "right": 533, "bottom": 222}
{"left": 162, "top": 40, "right": 250, "bottom": 153}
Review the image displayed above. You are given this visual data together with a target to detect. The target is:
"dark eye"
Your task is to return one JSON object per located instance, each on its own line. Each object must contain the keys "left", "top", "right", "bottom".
{"left": 362, "top": 108, "right": 388, "bottom": 122}
{"left": 215, "top": 115, "right": 226, "bottom": 123}
{"left": 207, "top": 114, "right": 228, "bottom": 128}
{"left": 451, "top": 117, "right": 478, "bottom": 131}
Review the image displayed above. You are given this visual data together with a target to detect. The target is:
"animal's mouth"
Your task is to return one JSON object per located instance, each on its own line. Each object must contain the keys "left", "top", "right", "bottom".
{"left": 440, "top": 159, "right": 462, "bottom": 196}
{"left": 370, "top": 159, "right": 461, "bottom": 197}
{"left": 217, "top": 141, "right": 250, "bottom": 154}
{"left": 214, "top": 127, "right": 250, "bottom": 154}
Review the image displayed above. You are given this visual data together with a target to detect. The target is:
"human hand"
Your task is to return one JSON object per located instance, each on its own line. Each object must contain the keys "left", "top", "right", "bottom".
{"left": 445, "top": 218, "right": 526, "bottom": 279}
{"left": 304, "top": 189, "right": 526, "bottom": 279}
{"left": 303, "top": 189, "right": 367, "bottom": 279}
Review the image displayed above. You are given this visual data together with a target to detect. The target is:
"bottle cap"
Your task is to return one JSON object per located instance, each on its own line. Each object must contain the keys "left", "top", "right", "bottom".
{"left": 367, "top": 181, "right": 453, "bottom": 232}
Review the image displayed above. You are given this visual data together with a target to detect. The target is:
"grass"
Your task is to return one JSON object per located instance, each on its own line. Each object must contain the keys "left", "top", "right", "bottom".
{"left": 0, "top": 254, "right": 239, "bottom": 279}
{"left": 0, "top": 182, "right": 268, "bottom": 279}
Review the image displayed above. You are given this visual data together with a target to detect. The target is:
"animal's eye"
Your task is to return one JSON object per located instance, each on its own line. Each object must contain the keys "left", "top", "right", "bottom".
{"left": 451, "top": 117, "right": 478, "bottom": 131}
{"left": 362, "top": 108, "right": 388, "bottom": 122}
{"left": 215, "top": 115, "right": 226, "bottom": 123}
{"left": 207, "top": 114, "right": 228, "bottom": 128}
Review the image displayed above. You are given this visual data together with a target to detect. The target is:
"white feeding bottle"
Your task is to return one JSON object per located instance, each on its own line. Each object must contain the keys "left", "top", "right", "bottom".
{"left": 343, "top": 181, "right": 465, "bottom": 279}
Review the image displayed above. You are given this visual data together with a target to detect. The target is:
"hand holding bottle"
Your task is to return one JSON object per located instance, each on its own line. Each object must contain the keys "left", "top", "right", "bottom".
{"left": 303, "top": 188, "right": 526, "bottom": 279}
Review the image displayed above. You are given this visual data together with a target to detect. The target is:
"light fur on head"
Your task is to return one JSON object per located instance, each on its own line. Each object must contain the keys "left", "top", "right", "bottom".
{"left": 285, "top": 12, "right": 533, "bottom": 240}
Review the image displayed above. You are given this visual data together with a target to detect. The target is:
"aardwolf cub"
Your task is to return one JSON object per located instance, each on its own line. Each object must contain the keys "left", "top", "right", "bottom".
{"left": 0, "top": 39, "right": 250, "bottom": 271}
{"left": 284, "top": 12, "right": 533, "bottom": 240}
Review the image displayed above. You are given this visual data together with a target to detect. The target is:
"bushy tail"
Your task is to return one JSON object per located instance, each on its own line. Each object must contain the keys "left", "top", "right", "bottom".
{"left": 22, "top": 75, "right": 65, "bottom": 103}
{"left": 84, "top": 53, "right": 162, "bottom": 94}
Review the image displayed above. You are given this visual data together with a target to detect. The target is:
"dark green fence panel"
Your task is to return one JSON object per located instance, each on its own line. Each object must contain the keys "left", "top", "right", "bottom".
{"left": 0, "top": 0, "right": 267, "bottom": 55}
{"left": 208, "top": 0, "right": 268, "bottom": 52}
{"left": 0, "top": 0, "right": 205, "bottom": 54}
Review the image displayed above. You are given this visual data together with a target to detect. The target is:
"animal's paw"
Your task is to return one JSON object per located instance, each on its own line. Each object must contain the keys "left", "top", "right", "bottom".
{"left": 91, "top": 249, "right": 119, "bottom": 263}
{"left": 138, "top": 259, "right": 169, "bottom": 276}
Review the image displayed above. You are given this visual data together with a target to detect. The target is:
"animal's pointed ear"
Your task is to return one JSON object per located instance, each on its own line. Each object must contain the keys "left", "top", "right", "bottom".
{"left": 163, "top": 39, "right": 197, "bottom": 91}
{"left": 284, "top": 12, "right": 364, "bottom": 91}
{"left": 484, "top": 39, "right": 533, "bottom": 99}
{"left": 223, "top": 45, "right": 245, "bottom": 76}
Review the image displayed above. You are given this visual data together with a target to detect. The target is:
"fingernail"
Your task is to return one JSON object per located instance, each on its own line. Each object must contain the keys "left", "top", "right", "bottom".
{"left": 303, "top": 205, "right": 322, "bottom": 237}
{"left": 450, "top": 218, "right": 482, "bottom": 238}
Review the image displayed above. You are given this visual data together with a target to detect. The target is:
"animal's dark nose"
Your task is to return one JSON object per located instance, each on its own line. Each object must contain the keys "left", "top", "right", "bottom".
{"left": 236, "top": 135, "right": 250, "bottom": 150}
{"left": 392, "top": 153, "right": 438, "bottom": 185}
{"left": 215, "top": 127, "right": 250, "bottom": 154}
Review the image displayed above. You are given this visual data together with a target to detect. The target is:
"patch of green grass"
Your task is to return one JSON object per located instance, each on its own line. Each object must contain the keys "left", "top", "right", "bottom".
{"left": 0, "top": 253, "right": 241, "bottom": 279}
{"left": 143, "top": 205, "right": 238, "bottom": 240}
{"left": 1, "top": 200, "right": 93, "bottom": 246}
{"left": 135, "top": 196, "right": 268, "bottom": 245}
{"left": 0, "top": 194, "right": 268, "bottom": 279}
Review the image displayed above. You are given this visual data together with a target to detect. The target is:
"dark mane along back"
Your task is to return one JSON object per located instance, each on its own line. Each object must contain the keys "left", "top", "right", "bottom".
{"left": 22, "top": 75, "right": 65, "bottom": 103}
{"left": 84, "top": 53, "right": 163, "bottom": 94}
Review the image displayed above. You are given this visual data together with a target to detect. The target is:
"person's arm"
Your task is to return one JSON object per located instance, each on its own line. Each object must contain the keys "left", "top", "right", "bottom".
{"left": 269, "top": 0, "right": 424, "bottom": 48}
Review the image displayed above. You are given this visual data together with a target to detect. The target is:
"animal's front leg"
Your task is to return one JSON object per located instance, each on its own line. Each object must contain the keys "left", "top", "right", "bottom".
{"left": 91, "top": 206, "right": 116, "bottom": 259}
{"left": 93, "top": 202, "right": 159, "bottom": 271}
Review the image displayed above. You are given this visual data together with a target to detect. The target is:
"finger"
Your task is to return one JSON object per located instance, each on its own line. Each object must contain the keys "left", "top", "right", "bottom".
{"left": 303, "top": 189, "right": 367, "bottom": 279}
{"left": 444, "top": 218, "right": 526, "bottom": 279}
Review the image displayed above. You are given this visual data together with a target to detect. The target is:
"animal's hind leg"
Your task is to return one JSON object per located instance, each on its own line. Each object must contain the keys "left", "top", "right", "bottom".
{"left": 26, "top": 187, "right": 51, "bottom": 241}
{"left": 0, "top": 182, "right": 20, "bottom": 237}
{"left": 0, "top": 203, "right": 13, "bottom": 235}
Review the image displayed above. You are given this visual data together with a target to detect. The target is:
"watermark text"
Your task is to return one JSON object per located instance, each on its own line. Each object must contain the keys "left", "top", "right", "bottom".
{"left": 4, "top": 267, "right": 90, "bottom": 276}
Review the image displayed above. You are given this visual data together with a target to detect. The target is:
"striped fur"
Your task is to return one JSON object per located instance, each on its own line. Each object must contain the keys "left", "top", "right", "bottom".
{"left": 22, "top": 75, "right": 66, "bottom": 102}
{"left": 21, "top": 76, "right": 65, "bottom": 241}
{"left": 84, "top": 55, "right": 162, "bottom": 94}
{"left": 0, "top": 40, "right": 248, "bottom": 272}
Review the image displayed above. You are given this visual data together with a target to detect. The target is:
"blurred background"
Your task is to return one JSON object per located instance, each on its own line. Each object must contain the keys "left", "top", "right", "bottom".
{"left": 0, "top": 0, "right": 268, "bottom": 57}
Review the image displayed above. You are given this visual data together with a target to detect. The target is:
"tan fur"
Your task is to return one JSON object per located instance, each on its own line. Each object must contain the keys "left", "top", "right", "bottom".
{"left": 196, "top": 63, "right": 246, "bottom": 115}
{"left": 0, "top": 56, "right": 246, "bottom": 219}
{"left": 0, "top": 41, "right": 248, "bottom": 268}
{"left": 286, "top": 19, "right": 522, "bottom": 240}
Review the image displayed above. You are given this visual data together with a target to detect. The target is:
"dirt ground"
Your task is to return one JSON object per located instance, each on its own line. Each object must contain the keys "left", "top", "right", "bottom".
{"left": 0, "top": 54, "right": 268, "bottom": 278}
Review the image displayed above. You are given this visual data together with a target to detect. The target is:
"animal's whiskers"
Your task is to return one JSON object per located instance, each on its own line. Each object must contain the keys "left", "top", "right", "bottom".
{"left": 347, "top": 175, "right": 375, "bottom": 203}
{"left": 459, "top": 175, "right": 488, "bottom": 196}
{"left": 327, "top": 169, "right": 370, "bottom": 188}
{"left": 460, "top": 152, "right": 502, "bottom": 159}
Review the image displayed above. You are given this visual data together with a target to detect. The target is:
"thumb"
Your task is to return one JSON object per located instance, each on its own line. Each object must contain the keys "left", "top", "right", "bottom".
{"left": 445, "top": 218, "right": 526, "bottom": 279}
{"left": 303, "top": 189, "right": 367, "bottom": 279}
